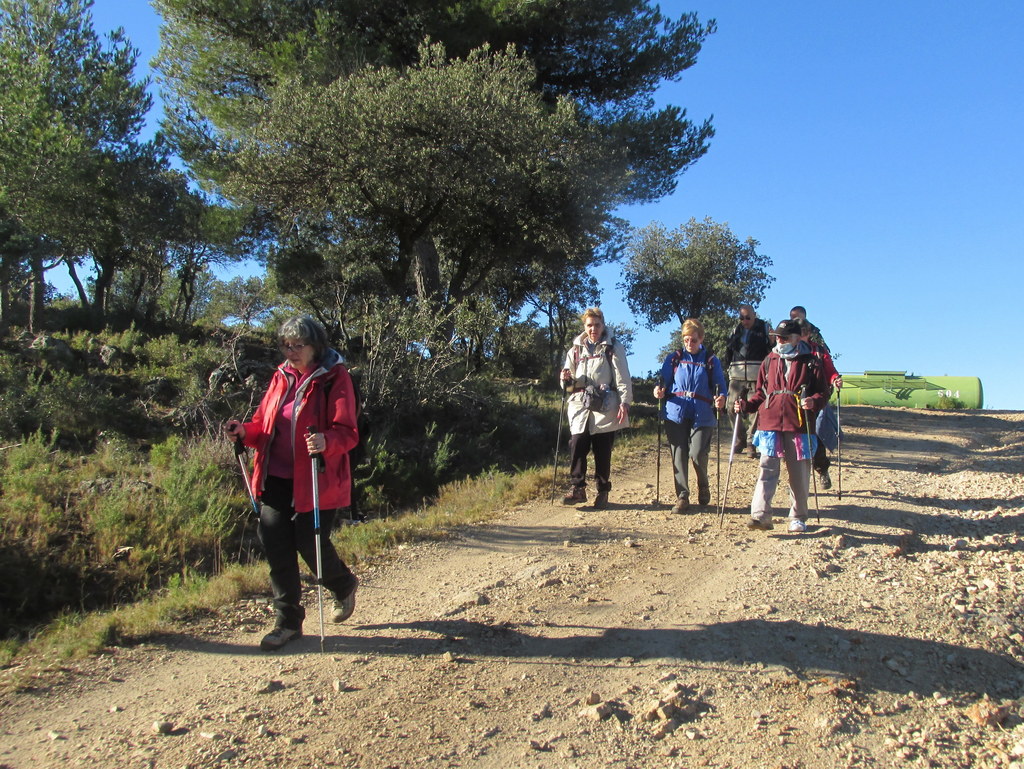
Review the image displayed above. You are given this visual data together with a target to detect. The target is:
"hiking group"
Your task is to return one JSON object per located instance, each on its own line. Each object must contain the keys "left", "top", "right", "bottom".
{"left": 557, "top": 304, "right": 842, "bottom": 536}
{"left": 225, "top": 306, "right": 841, "bottom": 651}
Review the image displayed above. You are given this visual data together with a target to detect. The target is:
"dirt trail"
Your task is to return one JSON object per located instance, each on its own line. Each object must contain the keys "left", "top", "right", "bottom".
{"left": 2, "top": 406, "right": 1024, "bottom": 769}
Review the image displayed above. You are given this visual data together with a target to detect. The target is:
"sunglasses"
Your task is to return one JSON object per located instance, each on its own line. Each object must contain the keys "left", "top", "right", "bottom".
{"left": 739, "top": 315, "right": 753, "bottom": 320}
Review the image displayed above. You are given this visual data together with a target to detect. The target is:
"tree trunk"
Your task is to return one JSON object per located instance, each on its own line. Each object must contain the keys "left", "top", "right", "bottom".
{"left": 92, "top": 264, "right": 113, "bottom": 329}
{"left": 28, "top": 252, "right": 44, "bottom": 333}
{"left": 63, "top": 258, "right": 91, "bottom": 309}
{"left": 413, "top": 236, "right": 441, "bottom": 306}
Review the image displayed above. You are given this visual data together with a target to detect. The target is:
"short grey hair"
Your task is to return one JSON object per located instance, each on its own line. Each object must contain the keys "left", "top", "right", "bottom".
{"left": 278, "top": 315, "right": 329, "bottom": 360}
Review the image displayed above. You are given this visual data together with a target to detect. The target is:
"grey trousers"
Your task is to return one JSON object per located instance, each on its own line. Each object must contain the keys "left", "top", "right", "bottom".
{"left": 749, "top": 431, "right": 811, "bottom": 522}
{"left": 664, "top": 419, "right": 712, "bottom": 501}
{"left": 727, "top": 377, "right": 759, "bottom": 447}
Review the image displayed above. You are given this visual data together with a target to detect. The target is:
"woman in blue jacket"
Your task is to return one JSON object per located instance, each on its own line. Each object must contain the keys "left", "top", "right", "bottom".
{"left": 653, "top": 319, "right": 727, "bottom": 513}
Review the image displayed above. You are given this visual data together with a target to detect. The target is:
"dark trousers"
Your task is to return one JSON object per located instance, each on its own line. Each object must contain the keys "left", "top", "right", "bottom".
{"left": 664, "top": 419, "right": 713, "bottom": 501}
{"left": 257, "top": 476, "right": 357, "bottom": 630}
{"left": 567, "top": 430, "right": 615, "bottom": 492}
{"left": 812, "top": 440, "right": 831, "bottom": 473}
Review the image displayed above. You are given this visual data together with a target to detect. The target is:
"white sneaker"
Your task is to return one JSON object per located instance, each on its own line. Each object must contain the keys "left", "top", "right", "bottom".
{"left": 788, "top": 519, "right": 807, "bottom": 533}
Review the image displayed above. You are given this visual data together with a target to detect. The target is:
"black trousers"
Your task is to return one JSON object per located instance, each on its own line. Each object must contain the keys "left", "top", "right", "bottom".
{"left": 812, "top": 440, "right": 831, "bottom": 473}
{"left": 257, "top": 476, "right": 357, "bottom": 630}
{"left": 567, "top": 430, "right": 616, "bottom": 492}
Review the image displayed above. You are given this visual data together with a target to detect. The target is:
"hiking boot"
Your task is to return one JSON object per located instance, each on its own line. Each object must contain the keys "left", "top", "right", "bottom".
{"left": 746, "top": 517, "right": 773, "bottom": 531}
{"left": 260, "top": 626, "right": 302, "bottom": 651}
{"left": 671, "top": 497, "right": 689, "bottom": 514}
{"left": 593, "top": 490, "right": 609, "bottom": 509}
{"left": 562, "top": 486, "right": 586, "bottom": 505}
{"left": 697, "top": 488, "right": 711, "bottom": 506}
{"left": 746, "top": 446, "right": 758, "bottom": 459}
{"left": 818, "top": 469, "right": 832, "bottom": 489}
{"left": 788, "top": 518, "right": 808, "bottom": 533}
{"left": 332, "top": 578, "right": 358, "bottom": 623}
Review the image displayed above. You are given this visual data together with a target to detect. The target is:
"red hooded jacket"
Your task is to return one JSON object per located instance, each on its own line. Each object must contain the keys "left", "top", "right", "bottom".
{"left": 743, "top": 343, "right": 828, "bottom": 433}
{"left": 241, "top": 349, "right": 358, "bottom": 513}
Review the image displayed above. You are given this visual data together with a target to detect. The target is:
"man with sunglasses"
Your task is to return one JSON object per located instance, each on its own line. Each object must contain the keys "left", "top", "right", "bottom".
{"left": 722, "top": 305, "right": 772, "bottom": 458}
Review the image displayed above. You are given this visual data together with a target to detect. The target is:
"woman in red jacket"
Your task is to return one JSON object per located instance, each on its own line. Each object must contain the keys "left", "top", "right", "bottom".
{"left": 225, "top": 316, "right": 360, "bottom": 651}
{"left": 734, "top": 319, "right": 829, "bottom": 533}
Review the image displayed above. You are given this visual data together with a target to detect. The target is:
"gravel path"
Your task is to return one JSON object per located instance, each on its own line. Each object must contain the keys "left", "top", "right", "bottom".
{"left": 2, "top": 405, "right": 1023, "bottom": 769}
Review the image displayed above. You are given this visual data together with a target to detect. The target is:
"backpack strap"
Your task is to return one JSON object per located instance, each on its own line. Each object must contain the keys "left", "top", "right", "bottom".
{"left": 669, "top": 349, "right": 717, "bottom": 402}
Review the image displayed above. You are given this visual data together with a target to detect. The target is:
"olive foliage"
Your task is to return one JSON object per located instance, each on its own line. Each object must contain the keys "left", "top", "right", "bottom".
{"left": 621, "top": 217, "right": 775, "bottom": 333}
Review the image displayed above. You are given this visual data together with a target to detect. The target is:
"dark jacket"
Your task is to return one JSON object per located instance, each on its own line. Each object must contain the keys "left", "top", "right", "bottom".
{"left": 722, "top": 318, "right": 772, "bottom": 368}
{"left": 743, "top": 343, "right": 828, "bottom": 433}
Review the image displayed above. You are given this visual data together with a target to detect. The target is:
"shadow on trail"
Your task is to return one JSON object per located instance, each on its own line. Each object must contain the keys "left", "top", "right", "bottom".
{"left": 166, "top": 617, "right": 1022, "bottom": 698}
{"left": 809, "top": 491, "right": 1024, "bottom": 556}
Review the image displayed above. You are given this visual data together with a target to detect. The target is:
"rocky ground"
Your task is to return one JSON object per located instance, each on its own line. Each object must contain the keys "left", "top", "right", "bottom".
{"left": 2, "top": 405, "right": 1024, "bottom": 769}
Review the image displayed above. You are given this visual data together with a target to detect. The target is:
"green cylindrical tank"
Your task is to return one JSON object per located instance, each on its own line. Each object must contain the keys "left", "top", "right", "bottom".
{"left": 835, "top": 371, "right": 983, "bottom": 409}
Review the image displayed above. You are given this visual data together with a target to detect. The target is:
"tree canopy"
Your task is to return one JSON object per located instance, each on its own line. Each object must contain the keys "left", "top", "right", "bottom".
{"left": 153, "top": 0, "right": 717, "bottom": 336}
{"left": 621, "top": 217, "right": 774, "bottom": 332}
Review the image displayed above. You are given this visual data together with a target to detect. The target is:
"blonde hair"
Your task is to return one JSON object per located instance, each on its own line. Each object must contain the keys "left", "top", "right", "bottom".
{"left": 681, "top": 318, "right": 705, "bottom": 339}
{"left": 580, "top": 307, "right": 605, "bottom": 324}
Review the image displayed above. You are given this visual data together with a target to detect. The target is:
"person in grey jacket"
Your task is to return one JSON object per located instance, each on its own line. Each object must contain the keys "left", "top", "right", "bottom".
{"left": 559, "top": 307, "right": 633, "bottom": 509}
{"left": 722, "top": 304, "right": 772, "bottom": 458}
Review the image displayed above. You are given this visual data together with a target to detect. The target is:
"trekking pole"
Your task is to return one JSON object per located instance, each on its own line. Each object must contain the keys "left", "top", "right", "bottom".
{"left": 719, "top": 387, "right": 746, "bottom": 527}
{"left": 715, "top": 385, "right": 721, "bottom": 510}
{"left": 836, "top": 393, "right": 843, "bottom": 501}
{"left": 655, "top": 389, "right": 663, "bottom": 505}
{"left": 308, "top": 426, "right": 326, "bottom": 652}
{"left": 800, "top": 386, "right": 820, "bottom": 523}
{"left": 233, "top": 437, "right": 260, "bottom": 517}
{"left": 550, "top": 387, "right": 568, "bottom": 504}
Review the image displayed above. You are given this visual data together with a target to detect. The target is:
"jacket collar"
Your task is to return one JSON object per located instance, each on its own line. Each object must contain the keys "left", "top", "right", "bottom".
{"left": 279, "top": 347, "right": 343, "bottom": 379}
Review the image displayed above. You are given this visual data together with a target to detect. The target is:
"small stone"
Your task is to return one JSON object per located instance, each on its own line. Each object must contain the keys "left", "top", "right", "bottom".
{"left": 965, "top": 699, "right": 1010, "bottom": 727}
{"left": 579, "top": 703, "right": 612, "bottom": 721}
{"left": 651, "top": 719, "right": 680, "bottom": 740}
{"left": 47, "top": 731, "right": 64, "bottom": 741}
{"left": 153, "top": 721, "right": 173, "bottom": 735}
{"left": 584, "top": 692, "right": 602, "bottom": 706}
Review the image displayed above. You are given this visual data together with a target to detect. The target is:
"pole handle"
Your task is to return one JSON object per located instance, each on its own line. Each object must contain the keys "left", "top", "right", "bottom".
{"left": 308, "top": 425, "right": 325, "bottom": 471}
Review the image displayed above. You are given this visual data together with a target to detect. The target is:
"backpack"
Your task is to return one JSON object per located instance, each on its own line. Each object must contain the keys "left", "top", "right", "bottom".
{"left": 573, "top": 339, "right": 618, "bottom": 411}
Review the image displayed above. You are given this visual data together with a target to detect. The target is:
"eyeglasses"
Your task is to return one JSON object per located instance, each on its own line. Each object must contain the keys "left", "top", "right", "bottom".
{"left": 739, "top": 315, "right": 753, "bottom": 320}
{"left": 279, "top": 342, "right": 307, "bottom": 353}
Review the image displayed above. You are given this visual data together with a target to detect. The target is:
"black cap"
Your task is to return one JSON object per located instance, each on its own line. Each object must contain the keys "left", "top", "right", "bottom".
{"left": 772, "top": 319, "right": 801, "bottom": 337}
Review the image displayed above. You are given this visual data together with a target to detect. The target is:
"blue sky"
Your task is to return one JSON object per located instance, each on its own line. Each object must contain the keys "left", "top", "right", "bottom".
{"left": 87, "top": 1, "right": 1023, "bottom": 408}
